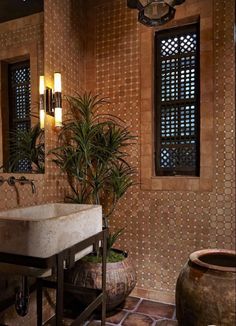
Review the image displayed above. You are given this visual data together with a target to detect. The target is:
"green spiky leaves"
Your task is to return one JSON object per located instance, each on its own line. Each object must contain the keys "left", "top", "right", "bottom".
{"left": 50, "top": 92, "right": 136, "bottom": 229}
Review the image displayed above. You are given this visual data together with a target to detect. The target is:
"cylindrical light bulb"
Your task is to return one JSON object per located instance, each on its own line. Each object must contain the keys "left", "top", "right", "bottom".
{"left": 55, "top": 107, "right": 62, "bottom": 128}
{"left": 39, "top": 75, "right": 45, "bottom": 95}
{"left": 54, "top": 73, "right": 61, "bottom": 93}
{"left": 40, "top": 108, "right": 45, "bottom": 130}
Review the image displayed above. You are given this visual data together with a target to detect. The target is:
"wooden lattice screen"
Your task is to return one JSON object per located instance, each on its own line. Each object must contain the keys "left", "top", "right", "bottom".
{"left": 155, "top": 24, "right": 200, "bottom": 176}
{"left": 8, "top": 60, "right": 31, "bottom": 172}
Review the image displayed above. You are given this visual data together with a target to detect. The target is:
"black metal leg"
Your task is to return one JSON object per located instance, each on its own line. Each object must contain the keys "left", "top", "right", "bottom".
{"left": 56, "top": 253, "right": 64, "bottom": 326}
{"left": 101, "top": 228, "right": 107, "bottom": 326}
{"left": 36, "top": 278, "right": 43, "bottom": 326}
{"left": 0, "top": 231, "right": 108, "bottom": 326}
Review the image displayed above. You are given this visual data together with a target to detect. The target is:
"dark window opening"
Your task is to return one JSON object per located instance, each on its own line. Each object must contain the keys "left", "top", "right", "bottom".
{"left": 155, "top": 24, "right": 200, "bottom": 176}
{"left": 8, "top": 60, "right": 31, "bottom": 172}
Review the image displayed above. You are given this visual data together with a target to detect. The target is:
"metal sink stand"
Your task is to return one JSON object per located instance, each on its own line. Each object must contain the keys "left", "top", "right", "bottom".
{"left": 0, "top": 228, "right": 108, "bottom": 326}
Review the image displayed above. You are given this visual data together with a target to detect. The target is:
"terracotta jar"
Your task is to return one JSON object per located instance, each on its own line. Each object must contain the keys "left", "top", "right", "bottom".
{"left": 176, "top": 249, "right": 236, "bottom": 326}
{"left": 66, "top": 250, "right": 137, "bottom": 311}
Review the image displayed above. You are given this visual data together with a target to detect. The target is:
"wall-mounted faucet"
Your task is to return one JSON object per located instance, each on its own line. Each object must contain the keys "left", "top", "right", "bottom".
{"left": 18, "top": 176, "right": 36, "bottom": 194}
{"left": 0, "top": 176, "right": 36, "bottom": 194}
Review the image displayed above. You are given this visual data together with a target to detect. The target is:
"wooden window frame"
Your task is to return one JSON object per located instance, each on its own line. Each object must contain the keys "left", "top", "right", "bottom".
{"left": 140, "top": 14, "right": 215, "bottom": 191}
{"left": 8, "top": 60, "right": 32, "bottom": 172}
{"left": 0, "top": 43, "right": 38, "bottom": 171}
{"left": 154, "top": 23, "right": 200, "bottom": 176}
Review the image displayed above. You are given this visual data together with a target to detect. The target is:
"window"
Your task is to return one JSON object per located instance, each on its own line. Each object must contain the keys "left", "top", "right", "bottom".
{"left": 154, "top": 24, "right": 200, "bottom": 176}
{"left": 8, "top": 60, "right": 31, "bottom": 172}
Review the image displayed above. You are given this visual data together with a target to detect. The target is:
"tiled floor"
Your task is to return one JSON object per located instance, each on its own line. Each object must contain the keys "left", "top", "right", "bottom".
{"left": 83, "top": 296, "right": 177, "bottom": 326}
{"left": 47, "top": 296, "right": 177, "bottom": 326}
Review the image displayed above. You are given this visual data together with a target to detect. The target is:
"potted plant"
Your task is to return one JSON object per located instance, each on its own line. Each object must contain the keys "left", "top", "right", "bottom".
{"left": 50, "top": 92, "right": 137, "bottom": 311}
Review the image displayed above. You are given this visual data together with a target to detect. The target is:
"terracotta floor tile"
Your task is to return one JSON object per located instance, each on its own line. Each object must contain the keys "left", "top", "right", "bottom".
{"left": 106, "top": 309, "right": 127, "bottom": 324}
{"left": 155, "top": 320, "right": 178, "bottom": 326}
{"left": 122, "top": 313, "right": 154, "bottom": 326}
{"left": 136, "top": 300, "right": 175, "bottom": 319}
{"left": 86, "top": 321, "right": 114, "bottom": 326}
{"left": 120, "top": 296, "right": 141, "bottom": 311}
{"left": 64, "top": 297, "right": 176, "bottom": 325}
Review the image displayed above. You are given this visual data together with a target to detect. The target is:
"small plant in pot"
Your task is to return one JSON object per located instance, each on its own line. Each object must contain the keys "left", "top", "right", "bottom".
{"left": 50, "top": 92, "right": 137, "bottom": 311}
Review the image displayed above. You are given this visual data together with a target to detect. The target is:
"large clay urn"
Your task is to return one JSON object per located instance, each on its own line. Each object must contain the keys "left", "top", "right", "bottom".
{"left": 176, "top": 249, "right": 236, "bottom": 326}
{"left": 66, "top": 250, "right": 137, "bottom": 311}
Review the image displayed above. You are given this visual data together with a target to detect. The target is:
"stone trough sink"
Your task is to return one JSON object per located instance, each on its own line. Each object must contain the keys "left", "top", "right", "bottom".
{"left": 0, "top": 203, "right": 102, "bottom": 259}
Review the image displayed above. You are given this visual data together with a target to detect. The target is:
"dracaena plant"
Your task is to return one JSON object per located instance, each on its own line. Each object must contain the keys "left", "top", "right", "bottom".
{"left": 50, "top": 92, "right": 136, "bottom": 256}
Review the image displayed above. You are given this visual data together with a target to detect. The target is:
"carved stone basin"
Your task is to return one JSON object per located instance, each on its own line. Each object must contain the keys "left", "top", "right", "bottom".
{"left": 0, "top": 203, "right": 102, "bottom": 258}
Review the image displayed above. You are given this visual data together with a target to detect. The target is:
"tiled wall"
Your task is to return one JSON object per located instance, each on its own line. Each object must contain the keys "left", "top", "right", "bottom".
{"left": 86, "top": 0, "right": 235, "bottom": 303}
{"left": 43, "top": 0, "right": 86, "bottom": 199}
{"left": 0, "top": 12, "right": 44, "bottom": 74}
{"left": 0, "top": 12, "right": 47, "bottom": 310}
{"left": 0, "top": 0, "right": 86, "bottom": 324}
{"left": 0, "top": 0, "right": 86, "bottom": 212}
{"left": 0, "top": 0, "right": 235, "bottom": 324}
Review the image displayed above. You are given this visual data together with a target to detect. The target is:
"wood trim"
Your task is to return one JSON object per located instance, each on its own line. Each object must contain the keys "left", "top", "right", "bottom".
{"left": 0, "top": 62, "right": 9, "bottom": 170}
{"left": 0, "top": 43, "right": 40, "bottom": 170}
{"left": 140, "top": 3, "right": 215, "bottom": 191}
{"left": 154, "top": 23, "right": 200, "bottom": 176}
{"left": 0, "top": 43, "right": 39, "bottom": 129}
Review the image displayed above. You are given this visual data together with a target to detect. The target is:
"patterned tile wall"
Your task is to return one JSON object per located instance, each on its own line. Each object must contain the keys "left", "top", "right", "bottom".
{"left": 44, "top": 0, "right": 87, "bottom": 200}
{"left": 0, "top": 1, "right": 86, "bottom": 324}
{"left": 0, "top": 13, "right": 44, "bottom": 74}
{"left": 211, "top": 0, "right": 235, "bottom": 250}
{"left": 0, "top": 0, "right": 86, "bottom": 221}
{"left": 0, "top": 1, "right": 234, "bottom": 324}
{"left": 87, "top": 0, "right": 235, "bottom": 302}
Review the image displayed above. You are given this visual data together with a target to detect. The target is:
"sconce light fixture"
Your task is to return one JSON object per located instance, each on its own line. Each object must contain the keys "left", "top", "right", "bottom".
{"left": 53, "top": 72, "right": 63, "bottom": 128}
{"left": 39, "top": 75, "right": 45, "bottom": 130}
{"left": 39, "top": 72, "right": 63, "bottom": 129}
{"left": 127, "top": 0, "right": 185, "bottom": 27}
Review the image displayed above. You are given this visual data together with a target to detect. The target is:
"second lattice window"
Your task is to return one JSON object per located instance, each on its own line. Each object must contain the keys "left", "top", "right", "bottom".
{"left": 154, "top": 23, "right": 200, "bottom": 176}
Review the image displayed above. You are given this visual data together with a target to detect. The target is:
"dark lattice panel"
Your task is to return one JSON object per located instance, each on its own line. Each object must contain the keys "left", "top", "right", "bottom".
{"left": 10, "top": 61, "right": 31, "bottom": 122}
{"left": 155, "top": 24, "right": 200, "bottom": 176}
{"left": 8, "top": 60, "right": 31, "bottom": 172}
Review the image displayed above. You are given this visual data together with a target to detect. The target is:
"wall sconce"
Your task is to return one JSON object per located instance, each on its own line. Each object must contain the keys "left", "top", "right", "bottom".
{"left": 39, "top": 75, "right": 45, "bottom": 130}
{"left": 54, "top": 72, "right": 62, "bottom": 128}
{"left": 39, "top": 72, "right": 63, "bottom": 129}
{"left": 127, "top": 0, "right": 185, "bottom": 27}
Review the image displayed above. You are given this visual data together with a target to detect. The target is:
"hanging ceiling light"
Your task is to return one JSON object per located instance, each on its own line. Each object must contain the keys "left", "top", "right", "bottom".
{"left": 127, "top": 0, "right": 185, "bottom": 27}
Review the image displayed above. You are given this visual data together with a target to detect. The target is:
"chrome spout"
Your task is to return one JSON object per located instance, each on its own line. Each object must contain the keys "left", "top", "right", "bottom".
{"left": 30, "top": 180, "right": 36, "bottom": 194}
{"left": 18, "top": 176, "right": 36, "bottom": 194}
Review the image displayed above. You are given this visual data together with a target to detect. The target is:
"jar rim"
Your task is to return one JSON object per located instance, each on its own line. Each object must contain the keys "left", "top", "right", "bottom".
{"left": 189, "top": 249, "right": 236, "bottom": 272}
